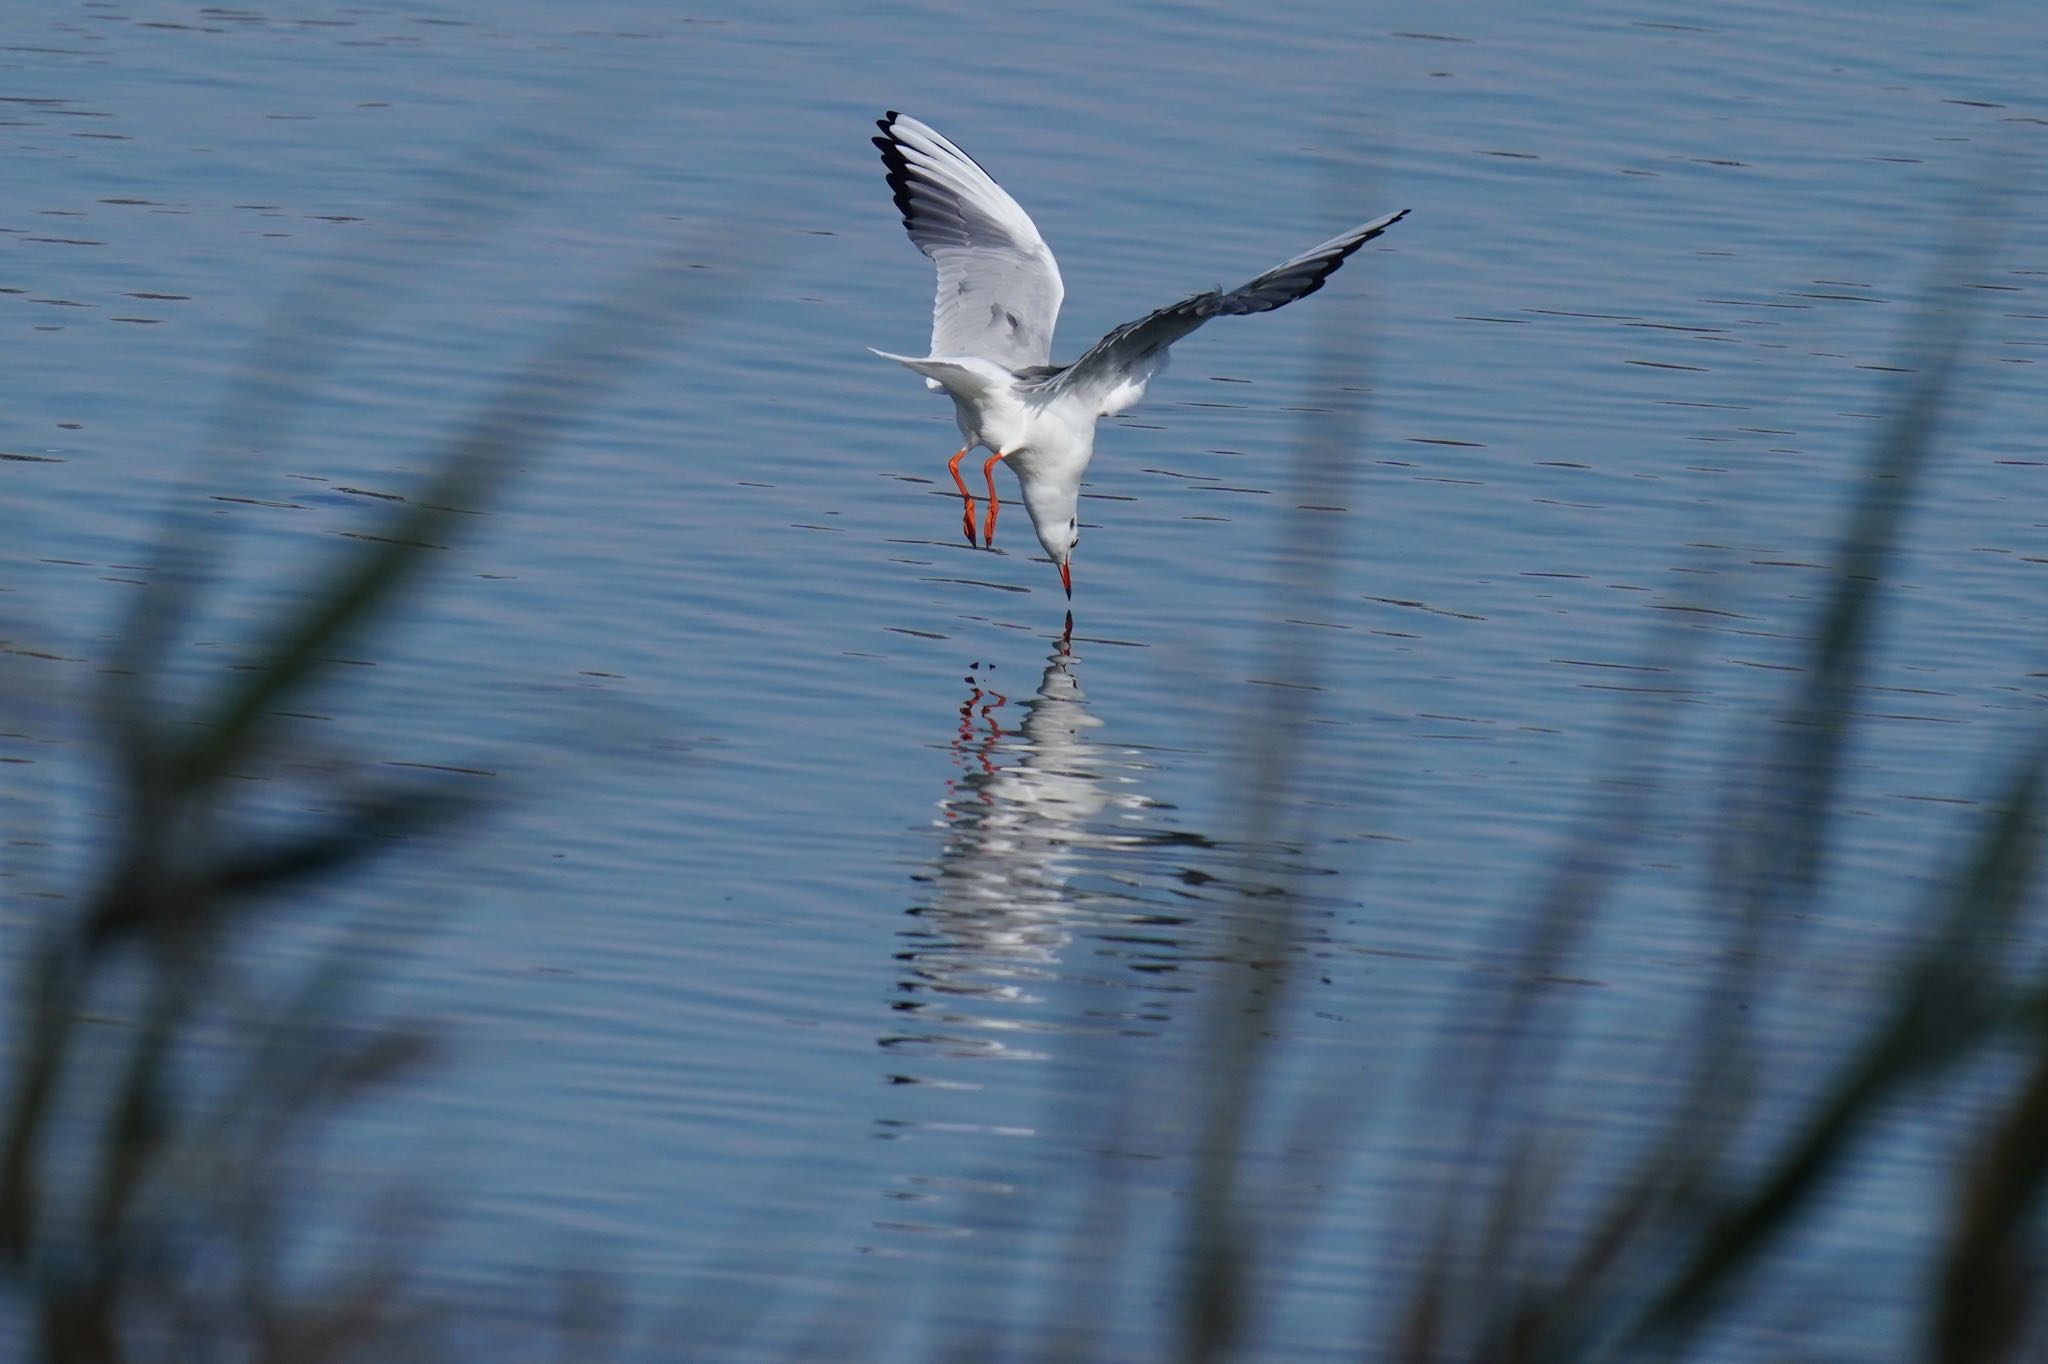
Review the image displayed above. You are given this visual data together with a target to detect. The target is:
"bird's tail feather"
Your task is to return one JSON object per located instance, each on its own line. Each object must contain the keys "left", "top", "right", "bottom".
{"left": 868, "top": 349, "right": 1012, "bottom": 401}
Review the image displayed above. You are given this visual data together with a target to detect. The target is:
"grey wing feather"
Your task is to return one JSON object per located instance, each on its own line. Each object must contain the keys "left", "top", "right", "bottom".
{"left": 875, "top": 112, "right": 1065, "bottom": 371}
{"left": 1042, "top": 207, "right": 1409, "bottom": 408}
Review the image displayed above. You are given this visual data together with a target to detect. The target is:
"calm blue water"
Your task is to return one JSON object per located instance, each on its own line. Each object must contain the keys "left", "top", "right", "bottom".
{"left": 4, "top": 1, "right": 2046, "bottom": 1357}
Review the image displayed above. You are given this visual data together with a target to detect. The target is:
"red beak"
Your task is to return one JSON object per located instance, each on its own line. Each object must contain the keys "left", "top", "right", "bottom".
{"left": 1059, "top": 561, "right": 1072, "bottom": 598}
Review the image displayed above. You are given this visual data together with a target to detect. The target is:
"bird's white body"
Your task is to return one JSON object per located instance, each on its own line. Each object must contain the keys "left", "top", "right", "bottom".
{"left": 865, "top": 348, "right": 1118, "bottom": 563}
{"left": 873, "top": 112, "right": 1407, "bottom": 594}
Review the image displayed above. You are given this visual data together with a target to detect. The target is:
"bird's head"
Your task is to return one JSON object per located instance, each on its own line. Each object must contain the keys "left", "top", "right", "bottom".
{"left": 1022, "top": 478, "right": 1082, "bottom": 599}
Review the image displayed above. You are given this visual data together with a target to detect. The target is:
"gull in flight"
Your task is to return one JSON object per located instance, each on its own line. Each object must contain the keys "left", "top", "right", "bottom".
{"left": 872, "top": 110, "right": 1407, "bottom": 598}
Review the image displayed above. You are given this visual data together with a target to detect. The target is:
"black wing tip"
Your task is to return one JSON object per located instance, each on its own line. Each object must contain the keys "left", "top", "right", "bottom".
{"left": 873, "top": 113, "right": 909, "bottom": 171}
{"left": 869, "top": 111, "right": 1002, "bottom": 187}
{"left": 1214, "top": 209, "right": 1411, "bottom": 316}
{"left": 1344, "top": 207, "right": 1411, "bottom": 249}
{"left": 1314, "top": 206, "right": 1415, "bottom": 272}
{"left": 873, "top": 112, "right": 988, "bottom": 247}
{"left": 873, "top": 127, "right": 920, "bottom": 229}
{"left": 873, "top": 112, "right": 913, "bottom": 181}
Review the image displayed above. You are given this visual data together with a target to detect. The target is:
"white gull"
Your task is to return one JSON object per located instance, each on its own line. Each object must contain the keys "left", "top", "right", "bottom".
{"left": 871, "top": 110, "right": 1407, "bottom": 598}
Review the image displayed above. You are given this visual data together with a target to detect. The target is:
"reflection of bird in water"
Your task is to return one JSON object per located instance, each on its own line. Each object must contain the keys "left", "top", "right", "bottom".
{"left": 887, "top": 645, "right": 1164, "bottom": 1061}
{"left": 871, "top": 110, "right": 1408, "bottom": 599}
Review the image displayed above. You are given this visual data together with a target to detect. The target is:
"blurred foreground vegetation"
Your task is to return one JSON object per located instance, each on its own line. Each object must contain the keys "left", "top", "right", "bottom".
{"left": 2, "top": 193, "right": 2043, "bottom": 1363}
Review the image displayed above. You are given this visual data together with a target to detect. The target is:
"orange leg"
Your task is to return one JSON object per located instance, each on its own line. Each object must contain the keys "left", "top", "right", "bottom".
{"left": 981, "top": 452, "right": 1005, "bottom": 546}
{"left": 946, "top": 447, "right": 975, "bottom": 546}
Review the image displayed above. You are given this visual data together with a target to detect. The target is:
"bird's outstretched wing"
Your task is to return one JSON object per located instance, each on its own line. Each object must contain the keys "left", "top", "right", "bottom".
{"left": 1040, "top": 207, "right": 1409, "bottom": 414}
{"left": 874, "top": 111, "right": 1066, "bottom": 374}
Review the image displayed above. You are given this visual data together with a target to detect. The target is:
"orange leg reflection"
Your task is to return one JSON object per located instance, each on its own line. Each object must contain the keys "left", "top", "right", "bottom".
{"left": 980, "top": 452, "right": 1005, "bottom": 547}
{"left": 946, "top": 447, "right": 976, "bottom": 546}
{"left": 944, "top": 666, "right": 1010, "bottom": 809}
{"left": 963, "top": 685, "right": 1008, "bottom": 745}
